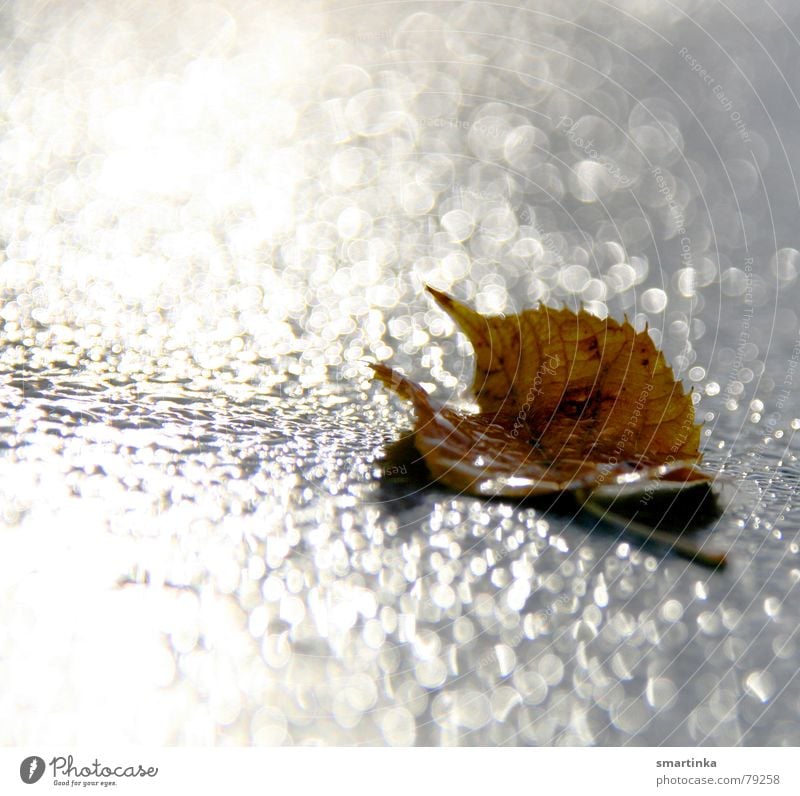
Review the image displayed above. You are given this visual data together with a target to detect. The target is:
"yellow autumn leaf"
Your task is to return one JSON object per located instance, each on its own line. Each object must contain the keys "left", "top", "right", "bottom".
{"left": 424, "top": 286, "right": 701, "bottom": 466}
{"left": 372, "top": 287, "right": 724, "bottom": 566}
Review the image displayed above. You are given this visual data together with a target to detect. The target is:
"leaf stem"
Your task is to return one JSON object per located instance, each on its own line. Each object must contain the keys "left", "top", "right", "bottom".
{"left": 578, "top": 491, "right": 728, "bottom": 570}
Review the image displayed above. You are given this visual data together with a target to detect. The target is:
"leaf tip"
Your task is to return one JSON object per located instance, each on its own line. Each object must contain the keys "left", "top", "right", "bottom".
{"left": 369, "top": 361, "right": 400, "bottom": 386}
{"left": 424, "top": 285, "right": 488, "bottom": 341}
{"left": 369, "top": 362, "right": 426, "bottom": 405}
{"left": 424, "top": 284, "right": 454, "bottom": 308}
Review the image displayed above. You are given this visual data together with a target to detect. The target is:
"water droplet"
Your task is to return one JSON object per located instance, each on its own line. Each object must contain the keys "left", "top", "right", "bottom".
{"left": 641, "top": 288, "right": 667, "bottom": 313}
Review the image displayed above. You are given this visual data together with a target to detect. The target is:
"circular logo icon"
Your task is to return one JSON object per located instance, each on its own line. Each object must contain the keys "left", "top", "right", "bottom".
{"left": 20, "top": 756, "right": 45, "bottom": 784}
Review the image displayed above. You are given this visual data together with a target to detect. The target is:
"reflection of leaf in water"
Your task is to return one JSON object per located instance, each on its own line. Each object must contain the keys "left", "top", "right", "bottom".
{"left": 373, "top": 287, "right": 726, "bottom": 568}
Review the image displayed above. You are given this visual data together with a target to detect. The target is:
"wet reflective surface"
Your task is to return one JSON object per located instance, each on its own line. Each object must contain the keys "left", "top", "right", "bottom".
{"left": 2, "top": 0, "right": 800, "bottom": 745}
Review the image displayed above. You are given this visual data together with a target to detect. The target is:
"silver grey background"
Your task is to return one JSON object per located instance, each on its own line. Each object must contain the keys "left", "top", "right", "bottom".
{"left": 1, "top": 0, "right": 800, "bottom": 745}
